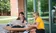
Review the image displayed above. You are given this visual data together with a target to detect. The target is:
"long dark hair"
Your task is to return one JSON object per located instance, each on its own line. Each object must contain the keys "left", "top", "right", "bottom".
{"left": 17, "top": 12, "right": 25, "bottom": 23}
{"left": 17, "top": 17, "right": 20, "bottom": 20}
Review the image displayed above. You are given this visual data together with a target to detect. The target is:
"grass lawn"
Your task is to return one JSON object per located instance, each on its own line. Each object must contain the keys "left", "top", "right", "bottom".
{"left": 0, "top": 16, "right": 17, "bottom": 24}
{"left": 0, "top": 19, "right": 14, "bottom": 24}
{"left": 0, "top": 16, "right": 11, "bottom": 19}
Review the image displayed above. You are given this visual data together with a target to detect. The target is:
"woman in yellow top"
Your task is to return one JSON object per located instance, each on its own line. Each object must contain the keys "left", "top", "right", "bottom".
{"left": 28, "top": 12, "right": 45, "bottom": 33}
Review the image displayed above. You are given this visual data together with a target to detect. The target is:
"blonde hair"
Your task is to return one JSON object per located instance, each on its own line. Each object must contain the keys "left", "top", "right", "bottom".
{"left": 33, "top": 12, "right": 39, "bottom": 16}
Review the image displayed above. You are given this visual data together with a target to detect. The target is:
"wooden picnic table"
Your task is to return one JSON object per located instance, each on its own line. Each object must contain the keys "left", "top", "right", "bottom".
{"left": 4, "top": 26, "right": 28, "bottom": 33}
{"left": 4, "top": 26, "right": 28, "bottom": 31}
{"left": 4, "top": 26, "right": 33, "bottom": 33}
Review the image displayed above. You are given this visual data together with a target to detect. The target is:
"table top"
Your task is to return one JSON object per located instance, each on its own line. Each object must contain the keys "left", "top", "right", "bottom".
{"left": 4, "top": 26, "right": 28, "bottom": 31}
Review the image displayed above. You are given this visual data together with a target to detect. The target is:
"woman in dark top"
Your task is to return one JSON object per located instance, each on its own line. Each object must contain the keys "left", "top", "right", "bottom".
{"left": 7, "top": 12, "right": 27, "bottom": 27}
{"left": 17, "top": 12, "right": 27, "bottom": 26}
{"left": 16, "top": 12, "right": 28, "bottom": 33}
{"left": 6, "top": 12, "right": 27, "bottom": 33}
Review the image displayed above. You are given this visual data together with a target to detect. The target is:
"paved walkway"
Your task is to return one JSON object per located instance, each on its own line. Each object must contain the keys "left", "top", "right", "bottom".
{"left": 0, "top": 24, "right": 7, "bottom": 33}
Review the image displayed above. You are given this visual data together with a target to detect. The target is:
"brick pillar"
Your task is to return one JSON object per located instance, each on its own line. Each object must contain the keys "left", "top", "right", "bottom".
{"left": 10, "top": 0, "right": 24, "bottom": 17}
{"left": 18, "top": 0, "right": 24, "bottom": 16}
{"left": 10, "top": 0, "right": 18, "bottom": 17}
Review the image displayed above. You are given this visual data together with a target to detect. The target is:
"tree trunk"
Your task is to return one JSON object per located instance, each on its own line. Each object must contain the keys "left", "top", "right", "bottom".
{"left": 1, "top": 11, "right": 3, "bottom": 16}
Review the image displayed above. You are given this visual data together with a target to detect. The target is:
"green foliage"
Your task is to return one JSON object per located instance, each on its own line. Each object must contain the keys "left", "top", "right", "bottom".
{"left": 41, "top": 0, "right": 48, "bottom": 11}
{"left": 52, "top": 0, "right": 56, "bottom": 6}
{"left": 27, "top": 0, "right": 49, "bottom": 12}
{"left": 27, "top": 0, "right": 56, "bottom": 17}
{"left": 27, "top": 0, "right": 33, "bottom": 12}
{"left": 0, "top": 0, "right": 10, "bottom": 13}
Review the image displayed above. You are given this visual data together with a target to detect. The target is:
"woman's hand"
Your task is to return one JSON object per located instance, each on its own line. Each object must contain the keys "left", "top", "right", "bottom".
{"left": 30, "top": 29, "right": 36, "bottom": 32}
{"left": 27, "top": 24, "right": 31, "bottom": 27}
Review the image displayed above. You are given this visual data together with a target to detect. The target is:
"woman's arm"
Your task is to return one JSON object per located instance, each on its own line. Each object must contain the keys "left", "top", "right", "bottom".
{"left": 28, "top": 22, "right": 40, "bottom": 28}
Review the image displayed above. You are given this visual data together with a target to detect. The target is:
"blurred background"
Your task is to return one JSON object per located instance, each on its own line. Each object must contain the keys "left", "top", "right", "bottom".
{"left": 0, "top": 0, "right": 56, "bottom": 33}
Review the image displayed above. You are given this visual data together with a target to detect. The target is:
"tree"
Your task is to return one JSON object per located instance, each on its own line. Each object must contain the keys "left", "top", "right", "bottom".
{"left": 0, "top": 0, "right": 10, "bottom": 16}
{"left": 27, "top": 0, "right": 33, "bottom": 12}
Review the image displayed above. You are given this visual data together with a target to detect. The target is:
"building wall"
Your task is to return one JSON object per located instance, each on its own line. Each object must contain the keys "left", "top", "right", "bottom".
{"left": 18, "top": 0, "right": 24, "bottom": 16}
{"left": 10, "top": 0, "right": 24, "bottom": 17}
{"left": 18, "top": 0, "right": 24, "bottom": 12}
